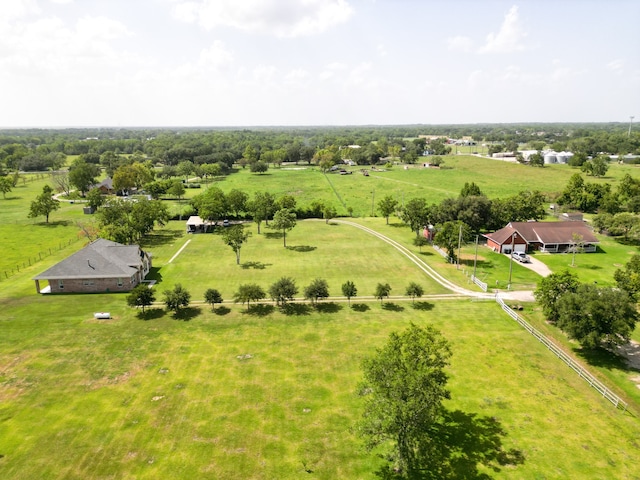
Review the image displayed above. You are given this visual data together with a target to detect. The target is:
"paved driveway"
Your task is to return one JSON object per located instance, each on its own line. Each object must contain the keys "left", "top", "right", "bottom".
{"left": 507, "top": 254, "right": 552, "bottom": 277}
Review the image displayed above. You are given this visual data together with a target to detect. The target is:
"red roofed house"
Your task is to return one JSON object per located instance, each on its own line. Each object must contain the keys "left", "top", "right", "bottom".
{"left": 483, "top": 221, "right": 598, "bottom": 254}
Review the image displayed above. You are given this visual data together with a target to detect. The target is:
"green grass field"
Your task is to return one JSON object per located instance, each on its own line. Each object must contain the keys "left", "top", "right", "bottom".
{"left": 2, "top": 162, "right": 640, "bottom": 478}
{"left": 1, "top": 293, "right": 640, "bottom": 479}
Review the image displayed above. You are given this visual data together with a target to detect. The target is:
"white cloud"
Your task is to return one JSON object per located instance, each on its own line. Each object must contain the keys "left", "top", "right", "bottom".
{"left": 198, "top": 40, "right": 234, "bottom": 70}
{"left": 377, "top": 44, "right": 387, "bottom": 57}
{"left": 606, "top": 59, "right": 625, "bottom": 75}
{"left": 284, "top": 68, "right": 311, "bottom": 85}
{"left": 447, "top": 35, "right": 473, "bottom": 53}
{"left": 49, "top": 0, "right": 74, "bottom": 4}
{"left": 479, "top": 5, "right": 527, "bottom": 54}
{"left": 1, "top": 0, "right": 40, "bottom": 21}
{"left": 172, "top": 0, "right": 354, "bottom": 37}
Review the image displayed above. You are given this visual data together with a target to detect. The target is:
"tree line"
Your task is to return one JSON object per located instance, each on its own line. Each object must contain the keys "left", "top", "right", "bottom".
{"left": 535, "top": 254, "right": 640, "bottom": 350}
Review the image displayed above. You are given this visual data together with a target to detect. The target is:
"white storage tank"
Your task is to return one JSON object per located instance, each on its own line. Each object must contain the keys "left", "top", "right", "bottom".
{"left": 544, "top": 151, "right": 557, "bottom": 164}
{"left": 94, "top": 312, "right": 111, "bottom": 319}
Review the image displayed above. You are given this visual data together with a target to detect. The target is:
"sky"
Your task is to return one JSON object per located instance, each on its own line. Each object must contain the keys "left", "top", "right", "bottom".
{"left": 1, "top": 0, "right": 639, "bottom": 127}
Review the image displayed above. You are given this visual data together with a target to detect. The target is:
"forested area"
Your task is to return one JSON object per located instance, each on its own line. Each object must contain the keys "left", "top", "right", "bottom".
{"left": 1, "top": 123, "right": 639, "bottom": 174}
{"left": 2, "top": 123, "right": 640, "bottom": 247}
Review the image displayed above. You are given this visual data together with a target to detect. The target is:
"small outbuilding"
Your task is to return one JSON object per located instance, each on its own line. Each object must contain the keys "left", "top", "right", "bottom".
{"left": 186, "top": 215, "right": 214, "bottom": 233}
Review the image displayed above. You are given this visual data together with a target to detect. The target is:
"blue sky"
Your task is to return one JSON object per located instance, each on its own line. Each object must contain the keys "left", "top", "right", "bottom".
{"left": 1, "top": 0, "right": 638, "bottom": 127}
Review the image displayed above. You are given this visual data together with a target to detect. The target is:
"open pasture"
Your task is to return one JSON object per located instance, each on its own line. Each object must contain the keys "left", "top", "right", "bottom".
{"left": 143, "top": 219, "right": 451, "bottom": 301}
{"left": 1, "top": 161, "right": 640, "bottom": 479}
{"left": 1, "top": 293, "right": 640, "bottom": 479}
{"left": 215, "top": 156, "right": 639, "bottom": 217}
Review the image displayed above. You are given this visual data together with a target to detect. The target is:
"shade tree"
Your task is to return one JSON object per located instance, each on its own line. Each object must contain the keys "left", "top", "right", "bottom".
{"left": 0, "top": 176, "right": 13, "bottom": 199}
{"left": 127, "top": 284, "right": 156, "bottom": 312}
{"left": 378, "top": 195, "right": 398, "bottom": 224}
{"left": 303, "top": 278, "right": 330, "bottom": 305}
{"left": 222, "top": 224, "right": 251, "bottom": 265}
{"left": 271, "top": 208, "right": 297, "bottom": 247}
{"left": 204, "top": 288, "right": 224, "bottom": 311}
{"left": 68, "top": 158, "right": 101, "bottom": 196}
{"left": 405, "top": 282, "right": 424, "bottom": 303}
{"left": 557, "top": 284, "right": 638, "bottom": 349}
{"left": 163, "top": 284, "right": 191, "bottom": 315}
{"left": 233, "top": 283, "right": 265, "bottom": 310}
{"left": 269, "top": 277, "right": 298, "bottom": 307}
{"left": 374, "top": 282, "right": 392, "bottom": 304}
{"left": 358, "top": 323, "right": 452, "bottom": 475}
{"left": 28, "top": 185, "right": 60, "bottom": 223}
{"left": 534, "top": 270, "right": 580, "bottom": 322}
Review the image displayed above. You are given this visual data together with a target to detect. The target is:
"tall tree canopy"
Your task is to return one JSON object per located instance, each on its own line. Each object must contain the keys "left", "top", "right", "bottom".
{"left": 358, "top": 324, "right": 452, "bottom": 475}
{"left": 557, "top": 284, "right": 638, "bottom": 348}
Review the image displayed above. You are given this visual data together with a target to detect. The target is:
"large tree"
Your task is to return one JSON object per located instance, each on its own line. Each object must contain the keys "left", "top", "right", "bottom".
{"left": 358, "top": 323, "right": 452, "bottom": 475}
{"left": 126, "top": 284, "right": 155, "bottom": 312}
{"left": 400, "top": 197, "right": 430, "bottom": 236}
{"left": 614, "top": 254, "right": 640, "bottom": 300}
{"left": 248, "top": 191, "right": 276, "bottom": 233}
{"left": 378, "top": 195, "right": 398, "bottom": 225}
{"left": 222, "top": 224, "right": 251, "bottom": 265}
{"left": 271, "top": 208, "right": 297, "bottom": 247}
{"left": 68, "top": 158, "right": 101, "bottom": 196}
{"left": 191, "top": 186, "right": 227, "bottom": 224}
{"left": 433, "top": 220, "right": 470, "bottom": 264}
{"left": 581, "top": 154, "right": 609, "bottom": 177}
{"left": 28, "top": 185, "right": 60, "bottom": 223}
{"left": 97, "top": 198, "right": 169, "bottom": 244}
{"left": 557, "top": 284, "right": 638, "bottom": 349}
{"left": 534, "top": 270, "right": 580, "bottom": 322}
{"left": 268, "top": 276, "right": 298, "bottom": 307}
{"left": 227, "top": 189, "right": 248, "bottom": 218}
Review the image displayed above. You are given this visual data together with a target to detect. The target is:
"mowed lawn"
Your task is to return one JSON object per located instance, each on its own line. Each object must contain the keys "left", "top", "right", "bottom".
{"left": 2, "top": 164, "right": 640, "bottom": 479}
{"left": 143, "top": 219, "right": 452, "bottom": 302}
{"left": 1, "top": 295, "right": 640, "bottom": 479}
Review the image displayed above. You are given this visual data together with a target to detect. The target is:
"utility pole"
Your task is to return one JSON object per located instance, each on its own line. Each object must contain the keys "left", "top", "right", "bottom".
{"left": 473, "top": 235, "right": 479, "bottom": 279}
{"left": 507, "top": 233, "right": 515, "bottom": 290}
{"left": 371, "top": 188, "right": 375, "bottom": 217}
{"left": 456, "top": 224, "right": 463, "bottom": 270}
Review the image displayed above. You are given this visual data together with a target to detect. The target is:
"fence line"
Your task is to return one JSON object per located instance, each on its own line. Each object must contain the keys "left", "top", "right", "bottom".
{"left": 1, "top": 237, "right": 80, "bottom": 282}
{"left": 496, "top": 295, "right": 627, "bottom": 411}
{"left": 471, "top": 275, "right": 488, "bottom": 292}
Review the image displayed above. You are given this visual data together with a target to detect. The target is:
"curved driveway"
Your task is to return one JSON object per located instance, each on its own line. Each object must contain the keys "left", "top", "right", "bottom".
{"left": 333, "top": 220, "right": 536, "bottom": 302}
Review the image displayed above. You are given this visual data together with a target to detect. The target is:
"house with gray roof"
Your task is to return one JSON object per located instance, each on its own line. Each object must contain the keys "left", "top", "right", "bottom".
{"left": 33, "top": 238, "right": 151, "bottom": 294}
{"left": 483, "top": 221, "right": 599, "bottom": 254}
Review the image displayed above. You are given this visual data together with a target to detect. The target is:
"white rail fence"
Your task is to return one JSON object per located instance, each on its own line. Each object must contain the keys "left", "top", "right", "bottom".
{"left": 471, "top": 275, "right": 488, "bottom": 292}
{"left": 496, "top": 296, "right": 627, "bottom": 411}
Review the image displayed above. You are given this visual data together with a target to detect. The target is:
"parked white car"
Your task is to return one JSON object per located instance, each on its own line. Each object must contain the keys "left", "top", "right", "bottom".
{"left": 511, "top": 251, "right": 530, "bottom": 263}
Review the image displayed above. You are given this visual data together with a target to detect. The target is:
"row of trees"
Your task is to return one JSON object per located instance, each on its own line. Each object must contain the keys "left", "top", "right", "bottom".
{"left": 128, "top": 278, "right": 426, "bottom": 315}
{"left": 534, "top": 255, "right": 640, "bottom": 349}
